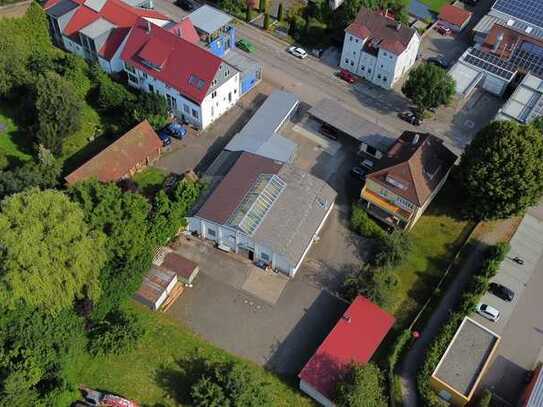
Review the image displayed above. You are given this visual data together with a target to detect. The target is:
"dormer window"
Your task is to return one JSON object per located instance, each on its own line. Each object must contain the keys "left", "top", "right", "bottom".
{"left": 385, "top": 175, "right": 408, "bottom": 190}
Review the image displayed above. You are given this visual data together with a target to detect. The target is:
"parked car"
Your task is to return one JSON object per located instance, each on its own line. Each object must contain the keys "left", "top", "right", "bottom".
{"left": 288, "top": 46, "right": 308, "bottom": 59}
{"left": 319, "top": 123, "right": 338, "bottom": 140}
{"left": 81, "top": 386, "right": 139, "bottom": 407}
{"left": 163, "top": 174, "right": 181, "bottom": 192}
{"left": 158, "top": 131, "right": 172, "bottom": 147}
{"left": 339, "top": 69, "right": 356, "bottom": 84}
{"left": 360, "top": 159, "right": 375, "bottom": 170}
{"left": 476, "top": 303, "right": 500, "bottom": 322}
{"left": 398, "top": 111, "right": 421, "bottom": 126}
{"left": 489, "top": 282, "right": 514, "bottom": 302}
{"left": 435, "top": 24, "right": 452, "bottom": 36}
{"left": 160, "top": 122, "right": 187, "bottom": 141}
{"left": 175, "top": 0, "right": 193, "bottom": 10}
{"left": 427, "top": 56, "right": 450, "bottom": 69}
{"left": 351, "top": 166, "right": 368, "bottom": 180}
{"left": 237, "top": 38, "right": 255, "bottom": 53}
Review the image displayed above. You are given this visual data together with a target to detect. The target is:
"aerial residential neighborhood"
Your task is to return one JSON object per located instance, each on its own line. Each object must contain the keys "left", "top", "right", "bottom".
{"left": 0, "top": 0, "right": 543, "bottom": 405}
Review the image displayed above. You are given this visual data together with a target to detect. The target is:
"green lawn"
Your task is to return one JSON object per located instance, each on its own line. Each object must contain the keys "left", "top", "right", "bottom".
{"left": 388, "top": 184, "right": 473, "bottom": 327}
{"left": 74, "top": 303, "right": 314, "bottom": 407}
{"left": 0, "top": 103, "right": 33, "bottom": 163}
{"left": 133, "top": 167, "right": 168, "bottom": 196}
{"left": 418, "top": 0, "right": 451, "bottom": 13}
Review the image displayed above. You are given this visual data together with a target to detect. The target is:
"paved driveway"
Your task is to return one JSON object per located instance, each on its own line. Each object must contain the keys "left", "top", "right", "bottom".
{"left": 167, "top": 236, "right": 348, "bottom": 375}
{"left": 476, "top": 210, "right": 543, "bottom": 405}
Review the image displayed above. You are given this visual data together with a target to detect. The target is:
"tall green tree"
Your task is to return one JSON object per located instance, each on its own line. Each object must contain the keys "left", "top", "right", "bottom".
{"left": 69, "top": 180, "right": 154, "bottom": 318}
{"left": 336, "top": 363, "right": 388, "bottom": 407}
{"left": 0, "top": 189, "right": 106, "bottom": 312}
{"left": 277, "top": 2, "right": 283, "bottom": 21}
{"left": 0, "top": 145, "right": 62, "bottom": 200}
{"left": 34, "top": 71, "right": 84, "bottom": 155}
{"left": 402, "top": 63, "right": 455, "bottom": 113}
{"left": 459, "top": 121, "right": 543, "bottom": 220}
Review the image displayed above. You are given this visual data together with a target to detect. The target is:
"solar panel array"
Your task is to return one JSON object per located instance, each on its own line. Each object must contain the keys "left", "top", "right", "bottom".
{"left": 228, "top": 174, "right": 286, "bottom": 235}
{"left": 463, "top": 48, "right": 516, "bottom": 80}
{"left": 511, "top": 42, "right": 543, "bottom": 78}
{"left": 494, "top": 0, "right": 543, "bottom": 30}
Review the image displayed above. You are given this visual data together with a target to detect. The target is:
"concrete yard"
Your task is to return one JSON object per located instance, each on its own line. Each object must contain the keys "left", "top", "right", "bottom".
{"left": 167, "top": 236, "right": 348, "bottom": 375}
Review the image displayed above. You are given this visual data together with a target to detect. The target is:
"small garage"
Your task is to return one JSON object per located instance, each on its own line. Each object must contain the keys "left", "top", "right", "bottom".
{"left": 307, "top": 98, "right": 396, "bottom": 159}
{"left": 223, "top": 49, "right": 262, "bottom": 96}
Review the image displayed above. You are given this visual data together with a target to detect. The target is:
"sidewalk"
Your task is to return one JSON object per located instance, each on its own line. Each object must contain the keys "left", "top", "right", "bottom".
{"left": 398, "top": 217, "right": 520, "bottom": 406}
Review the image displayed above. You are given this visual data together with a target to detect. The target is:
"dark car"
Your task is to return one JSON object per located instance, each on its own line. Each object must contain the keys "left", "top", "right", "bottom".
{"left": 427, "top": 56, "right": 450, "bottom": 70}
{"left": 158, "top": 131, "right": 172, "bottom": 146}
{"left": 398, "top": 111, "right": 421, "bottom": 126}
{"left": 319, "top": 123, "right": 338, "bottom": 140}
{"left": 176, "top": 0, "right": 193, "bottom": 10}
{"left": 489, "top": 282, "right": 514, "bottom": 302}
{"left": 160, "top": 122, "right": 187, "bottom": 143}
{"left": 350, "top": 166, "right": 368, "bottom": 180}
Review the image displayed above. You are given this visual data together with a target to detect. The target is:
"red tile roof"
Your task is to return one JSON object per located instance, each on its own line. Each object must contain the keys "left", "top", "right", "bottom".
{"left": 367, "top": 132, "right": 457, "bottom": 206}
{"left": 346, "top": 8, "right": 416, "bottom": 55}
{"left": 298, "top": 296, "right": 395, "bottom": 401}
{"left": 46, "top": 0, "right": 169, "bottom": 61}
{"left": 438, "top": 4, "right": 472, "bottom": 27}
{"left": 121, "top": 18, "right": 224, "bottom": 104}
{"left": 196, "top": 152, "right": 282, "bottom": 224}
{"left": 65, "top": 120, "right": 162, "bottom": 185}
{"left": 164, "top": 18, "right": 200, "bottom": 45}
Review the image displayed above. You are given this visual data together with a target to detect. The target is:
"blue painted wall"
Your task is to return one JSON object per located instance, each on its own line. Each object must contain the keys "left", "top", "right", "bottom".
{"left": 241, "top": 72, "right": 258, "bottom": 94}
{"left": 208, "top": 26, "right": 236, "bottom": 57}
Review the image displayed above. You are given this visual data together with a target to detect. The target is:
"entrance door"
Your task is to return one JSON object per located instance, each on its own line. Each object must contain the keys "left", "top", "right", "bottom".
{"left": 248, "top": 250, "right": 254, "bottom": 261}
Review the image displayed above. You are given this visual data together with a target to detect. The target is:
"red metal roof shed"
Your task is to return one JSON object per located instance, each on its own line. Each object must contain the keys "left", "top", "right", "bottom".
{"left": 438, "top": 4, "right": 472, "bottom": 28}
{"left": 298, "top": 295, "right": 395, "bottom": 403}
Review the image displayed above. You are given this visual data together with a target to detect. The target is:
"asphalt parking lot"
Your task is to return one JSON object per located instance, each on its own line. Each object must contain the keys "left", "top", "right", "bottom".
{"left": 474, "top": 209, "right": 543, "bottom": 404}
{"left": 167, "top": 237, "right": 349, "bottom": 375}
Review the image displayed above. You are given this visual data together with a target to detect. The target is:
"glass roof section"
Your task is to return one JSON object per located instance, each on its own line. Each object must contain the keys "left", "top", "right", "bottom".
{"left": 228, "top": 174, "right": 286, "bottom": 235}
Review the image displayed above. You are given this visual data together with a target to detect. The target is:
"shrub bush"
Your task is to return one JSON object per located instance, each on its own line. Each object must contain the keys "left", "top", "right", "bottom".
{"left": 336, "top": 363, "right": 388, "bottom": 407}
{"left": 373, "top": 230, "right": 412, "bottom": 267}
{"left": 351, "top": 204, "right": 385, "bottom": 239}
{"left": 88, "top": 308, "right": 146, "bottom": 356}
{"left": 342, "top": 265, "right": 398, "bottom": 308}
{"left": 477, "top": 389, "right": 492, "bottom": 407}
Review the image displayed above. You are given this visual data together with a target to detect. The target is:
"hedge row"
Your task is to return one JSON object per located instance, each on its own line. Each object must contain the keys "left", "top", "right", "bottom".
{"left": 417, "top": 242, "right": 509, "bottom": 405}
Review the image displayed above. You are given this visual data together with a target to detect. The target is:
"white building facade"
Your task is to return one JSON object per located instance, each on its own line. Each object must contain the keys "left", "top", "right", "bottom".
{"left": 124, "top": 62, "right": 240, "bottom": 129}
{"left": 339, "top": 8, "right": 420, "bottom": 89}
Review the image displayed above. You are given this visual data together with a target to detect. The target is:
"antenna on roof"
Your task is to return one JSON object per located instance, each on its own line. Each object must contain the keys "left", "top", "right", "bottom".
{"left": 412, "top": 133, "right": 420, "bottom": 145}
{"left": 342, "top": 315, "right": 352, "bottom": 323}
{"left": 146, "top": 20, "right": 151, "bottom": 34}
{"left": 395, "top": 22, "right": 401, "bottom": 31}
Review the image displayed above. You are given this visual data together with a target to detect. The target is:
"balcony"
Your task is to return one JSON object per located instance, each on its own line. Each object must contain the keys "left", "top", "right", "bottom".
{"left": 361, "top": 188, "right": 412, "bottom": 223}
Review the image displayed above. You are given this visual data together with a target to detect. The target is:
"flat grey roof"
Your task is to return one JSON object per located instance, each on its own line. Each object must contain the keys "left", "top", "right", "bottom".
{"left": 80, "top": 17, "right": 115, "bottom": 39}
{"left": 225, "top": 90, "right": 299, "bottom": 163}
{"left": 253, "top": 164, "right": 337, "bottom": 267}
{"left": 308, "top": 98, "right": 396, "bottom": 152}
{"left": 434, "top": 318, "right": 499, "bottom": 397}
{"left": 188, "top": 5, "right": 232, "bottom": 34}
{"left": 223, "top": 49, "right": 261, "bottom": 75}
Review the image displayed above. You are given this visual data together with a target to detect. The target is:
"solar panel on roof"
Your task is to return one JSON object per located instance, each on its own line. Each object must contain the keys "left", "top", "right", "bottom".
{"left": 493, "top": 0, "right": 543, "bottom": 30}
{"left": 463, "top": 49, "right": 516, "bottom": 80}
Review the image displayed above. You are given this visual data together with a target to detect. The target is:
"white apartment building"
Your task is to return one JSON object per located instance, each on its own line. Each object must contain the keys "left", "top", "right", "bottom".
{"left": 121, "top": 19, "right": 240, "bottom": 129}
{"left": 340, "top": 8, "right": 420, "bottom": 89}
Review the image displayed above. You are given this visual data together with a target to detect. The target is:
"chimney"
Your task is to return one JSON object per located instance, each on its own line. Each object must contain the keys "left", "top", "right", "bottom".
{"left": 146, "top": 20, "right": 151, "bottom": 34}
{"left": 342, "top": 315, "right": 352, "bottom": 323}
{"left": 412, "top": 133, "right": 420, "bottom": 145}
{"left": 493, "top": 32, "right": 504, "bottom": 52}
{"left": 395, "top": 22, "right": 401, "bottom": 31}
{"left": 384, "top": 9, "right": 388, "bottom": 18}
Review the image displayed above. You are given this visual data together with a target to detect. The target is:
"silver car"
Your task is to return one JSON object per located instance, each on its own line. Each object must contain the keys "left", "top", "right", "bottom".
{"left": 288, "top": 46, "right": 307, "bottom": 59}
{"left": 476, "top": 303, "right": 500, "bottom": 322}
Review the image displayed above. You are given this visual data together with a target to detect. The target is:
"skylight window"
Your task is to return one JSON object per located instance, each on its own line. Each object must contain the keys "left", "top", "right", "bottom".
{"left": 228, "top": 174, "right": 286, "bottom": 235}
{"left": 386, "top": 175, "right": 407, "bottom": 190}
{"left": 188, "top": 74, "right": 206, "bottom": 90}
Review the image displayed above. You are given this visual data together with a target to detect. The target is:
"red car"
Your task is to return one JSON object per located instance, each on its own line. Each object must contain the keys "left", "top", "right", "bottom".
{"left": 435, "top": 24, "right": 452, "bottom": 36}
{"left": 339, "top": 69, "right": 356, "bottom": 84}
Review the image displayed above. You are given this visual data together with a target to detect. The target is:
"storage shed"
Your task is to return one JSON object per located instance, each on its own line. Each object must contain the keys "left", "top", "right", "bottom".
{"left": 134, "top": 266, "right": 177, "bottom": 310}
